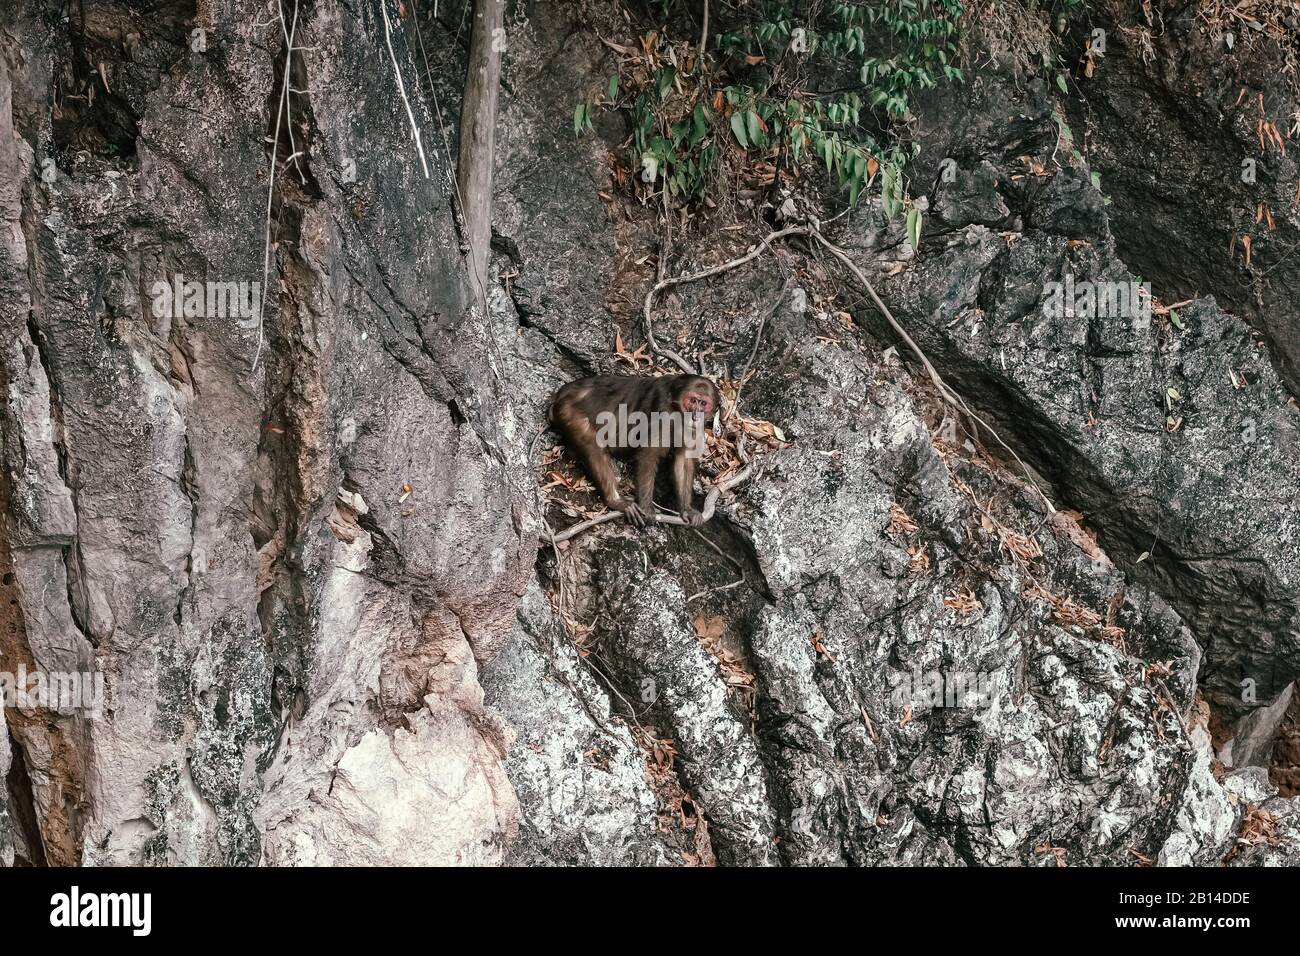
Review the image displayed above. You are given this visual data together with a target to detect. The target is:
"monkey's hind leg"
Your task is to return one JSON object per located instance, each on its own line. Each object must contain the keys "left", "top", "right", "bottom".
{"left": 628, "top": 449, "right": 662, "bottom": 529}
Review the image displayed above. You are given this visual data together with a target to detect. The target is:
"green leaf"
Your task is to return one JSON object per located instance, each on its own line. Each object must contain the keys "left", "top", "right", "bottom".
{"left": 608, "top": 75, "right": 620, "bottom": 100}
{"left": 906, "top": 207, "right": 922, "bottom": 252}
{"left": 691, "top": 102, "right": 708, "bottom": 144}
{"left": 1056, "top": 73, "right": 1069, "bottom": 94}
{"left": 881, "top": 164, "right": 900, "bottom": 219}
{"left": 745, "top": 110, "right": 765, "bottom": 147}
{"left": 573, "top": 103, "right": 586, "bottom": 136}
{"left": 1169, "top": 309, "right": 1185, "bottom": 330}
{"left": 656, "top": 66, "right": 676, "bottom": 99}
{"left": 730, "top": 112, "right": 750, "bottom": 148}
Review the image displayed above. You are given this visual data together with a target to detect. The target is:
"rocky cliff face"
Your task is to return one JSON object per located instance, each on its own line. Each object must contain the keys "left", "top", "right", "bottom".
{"left": 2, "top": 0, "right": 1299, "bottom": 866}
{"left": 1, "top": 0, "right": 533, "bottom": 865}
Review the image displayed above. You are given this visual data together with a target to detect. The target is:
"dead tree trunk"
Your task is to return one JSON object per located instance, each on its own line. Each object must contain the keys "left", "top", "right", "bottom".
{"left": 457, "top": 0, "right": 505, "bottom": 303}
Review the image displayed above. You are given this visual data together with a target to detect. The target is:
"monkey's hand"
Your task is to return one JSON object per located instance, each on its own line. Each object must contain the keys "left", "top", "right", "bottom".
{"left": 681, "top": 507, "right": 706, "bottom": 527}
{"left": 611, "top": 499, "right": 650, "bottom": 528}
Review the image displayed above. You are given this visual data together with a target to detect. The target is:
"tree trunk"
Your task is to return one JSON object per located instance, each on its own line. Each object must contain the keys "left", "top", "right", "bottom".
{"left": 457, "top": 0, "right": 505, "bottom": 302}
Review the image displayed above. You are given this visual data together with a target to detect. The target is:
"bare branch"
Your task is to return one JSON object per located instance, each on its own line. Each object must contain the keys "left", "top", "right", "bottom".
{"left": 642, "top": 225, "right": 806, "bottom": 373}
{"left": 698, "top": 0, "right": 709, "bottom": 61}
{"left": 545, "top": 455, "right": 754, "bottom": 545}
{"left": 380, "top": 0, "right": 432, "bottom": 180}
{"left": 457, "top": 0, "right": 504, "bottom": 302}
{"left": 804, "top": 226, "right": 1055, "bottom": 513}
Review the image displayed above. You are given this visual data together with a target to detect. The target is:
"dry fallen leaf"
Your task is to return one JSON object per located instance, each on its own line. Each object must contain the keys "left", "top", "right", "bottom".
{"left": 810, "top": 629, "right": 836, "bottom": 663}
{"left": 943, "top": 588, "right": 982, "bottom": 616}
{"left": 887, "top": 503, "right": 918, "bottom": 537}
{"left": 614, "top": 331, "right": 653, "bottom": 370}
{"left": 692, "top": 614, "right": 725, "bottom": 645}
{"left": 1238, "top": 806, "right": 1280, "bottom": 847}
{"left": 1051, "top": 509, "right": 1103, "bottom": 561}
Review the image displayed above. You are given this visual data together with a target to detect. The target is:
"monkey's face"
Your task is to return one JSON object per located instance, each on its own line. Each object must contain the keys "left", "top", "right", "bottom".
{"left": 681, "top": 389, "right": 715, "bottom": 414}
{"left": 676, "top": 378, "right": 720, "bottom": 418}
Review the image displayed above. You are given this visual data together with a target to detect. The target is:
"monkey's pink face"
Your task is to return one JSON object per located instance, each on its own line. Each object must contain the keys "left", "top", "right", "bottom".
{"left": 681, "top": 389, "right": 716, "bottom": 415}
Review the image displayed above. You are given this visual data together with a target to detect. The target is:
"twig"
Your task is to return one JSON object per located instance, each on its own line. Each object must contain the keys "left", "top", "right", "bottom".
{"left": 252, "top": 0, "right": 300, "bottom": 373}
{"left": 687, "top": 576, "right": 744, "bottom": 602}
{"left": 650, "top": 187, "right": 693, "bottom": 373}
{"left": 692, "top": 526, "right": 746, "bottom": 574}
{"left": 733, "top": 274, "right": 793, "bottom": 410}
{"left": 643, "top": 225, "right": 808, "bottom": 373}
{"left": 380, "top": 0, "right": 432, "bottom": 180}
{"left": 545, "top": 460, "right": 753, "bottom": 544}
{"left": 275, "top": 6, "right": 306, "bottom": 185}
{"left": 575, "top": 647, "right": 657, "bottom": 742}
{"left": 686, "top": 524, "right": 747, "bottom": 601}
{"left": 658, "top": 185, "right": 672, "bottom": 284}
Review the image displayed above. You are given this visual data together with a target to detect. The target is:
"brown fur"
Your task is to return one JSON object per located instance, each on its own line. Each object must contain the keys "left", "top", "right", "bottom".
{"left": 549, "top": 374, "right": 721, "bottom": 527}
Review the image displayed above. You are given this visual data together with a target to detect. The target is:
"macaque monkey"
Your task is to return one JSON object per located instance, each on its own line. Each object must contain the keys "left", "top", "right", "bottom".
{"left": 549, "top": 374, "right": 722, "bottom": 527}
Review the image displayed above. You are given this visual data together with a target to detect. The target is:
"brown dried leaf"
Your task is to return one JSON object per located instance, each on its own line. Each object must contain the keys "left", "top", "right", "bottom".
{"left": 887, "top": 503, "right": 919, "bottom": 537}
{"left": 810, "top": 629, "right": 836, "bottom": 663}
{"left": 943, "top": 588, "right": 982, "bottom": 616}
{"left": 692, "top": 614, "right": 725, "bottom": 646}
{"left": 1051, "top": 509, "right": 1103, "bottom": 561}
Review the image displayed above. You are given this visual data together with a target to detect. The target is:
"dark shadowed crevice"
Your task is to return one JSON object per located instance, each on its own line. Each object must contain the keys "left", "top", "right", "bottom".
{"left": 52, "top": 0, "right": 199, "bottom": 164}
{"left": 5, "top": 730, "right": 48, "bottom": 866}
{"left": 1061, "top": 13, "right": 1300, "bottom": 400}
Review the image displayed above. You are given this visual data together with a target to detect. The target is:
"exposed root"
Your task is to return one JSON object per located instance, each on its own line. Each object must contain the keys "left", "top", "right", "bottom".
{"left": 621, "top": 218, "right": 1057, "bottom": 548}
{"left": 642, "top": 225, "right": 809, "bottom": 374}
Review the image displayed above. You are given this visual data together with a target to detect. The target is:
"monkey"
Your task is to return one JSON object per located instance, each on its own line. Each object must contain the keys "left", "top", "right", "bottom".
{"left": 549, "top": 374, "right": 722, "bottom": 528}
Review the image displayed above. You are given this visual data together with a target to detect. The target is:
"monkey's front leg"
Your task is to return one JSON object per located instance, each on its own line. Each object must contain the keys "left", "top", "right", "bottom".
{"left": 672, "top": 451, "right": 704, "bottom": 526}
